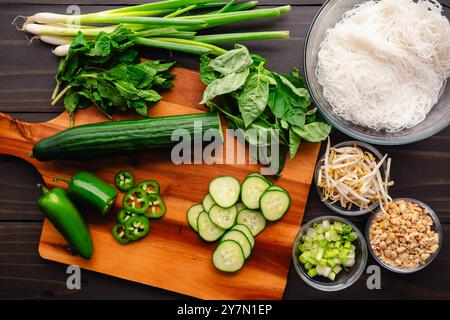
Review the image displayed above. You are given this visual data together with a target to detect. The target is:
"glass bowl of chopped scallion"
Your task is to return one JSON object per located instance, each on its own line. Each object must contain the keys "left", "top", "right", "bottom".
{"left": 292, "top": 216, "right": 368, "bottom": 291}
{"left": 314, "top": 140, "right": 392, "bottom": 216}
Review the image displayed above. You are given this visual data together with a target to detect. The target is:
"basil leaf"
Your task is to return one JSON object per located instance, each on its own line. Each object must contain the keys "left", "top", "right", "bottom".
{"left": 278, "top": 75, "right": 311, "bottom": 109}
{"left": 281, "top": 68, "right": 308, "bottom": 89}
{"left": 291, "top": 122, "right": 332, "bottom": 142}
{"left": 306, "top": 107, "right": 317, "bottom": 116}
{"left": 199, "top": 55, "right": 217, "bottom": 85}
{"left": 250, "top": 53, "right": 267, "bottom": 65}
{"left": 242, "top": 120, "right": 278, "bottom": 147}
{"left": 200, "top": 68, "right": 250, "bottom": 104}
{"left": 284, "top": 107, "right": 305, "bottom": 127}
{"left": 208, "top": 44, "right": 252, "bottom": 75}
{"left": 237, "top": 69, "right": 271, "bottom": 127}
{"left": 288, "top": 128, "right": 301, "bottom": 160}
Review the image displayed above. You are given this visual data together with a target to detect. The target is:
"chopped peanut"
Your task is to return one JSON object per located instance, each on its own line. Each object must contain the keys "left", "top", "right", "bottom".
{"left": 369, "top": 200, "right": 439, "bottom": 269}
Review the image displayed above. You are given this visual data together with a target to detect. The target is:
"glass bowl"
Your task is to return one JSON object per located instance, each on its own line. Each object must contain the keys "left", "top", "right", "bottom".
{"left": 292, "top": 215, "right": 368, "bottom": 291}
{"left": 314, "top": 140, "right": 387, "bottom": 216}
{"left": 303, "top": 0, "right": 450, "bottom": 145}
{"left": 366, "top": 198, "right": 443, "bottom": 274}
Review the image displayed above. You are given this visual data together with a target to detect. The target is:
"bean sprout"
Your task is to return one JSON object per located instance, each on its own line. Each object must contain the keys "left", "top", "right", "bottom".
{"left": 317, "top": 142, "right": 394, "bottom": 211}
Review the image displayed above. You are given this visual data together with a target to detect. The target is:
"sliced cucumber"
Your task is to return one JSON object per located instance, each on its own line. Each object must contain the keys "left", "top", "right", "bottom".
{"left": 220, "top": 230, "right": 252, "bottom": 259}
{"left": 186, "top": 204, "right": 203, "bottom": 232}
{"left": 260, "top": 190, "right": 291, "bottom": 221}
{"left": 202, "top": 193, "right": 216, "bottom": 212}
{"left": 212, "top": 240, "right": 245, "bottom": 272}
{"left": 209, "top": 176, "right": 240, "bottom": 208}
{"left": 247, "top": 172, "right": 272, "bottom": 185}
{"left": 267, "top": 185, "right": 285, "bottom": 192}
{"left": 237, "top": 209, "right": 266, "bottom": 236}
{"left": 241, "top": 176, "right": 271, "bottom": 209}
{"left": 232, "top": 224, "right": 255, "bottom": 248}
{"left": 235, "top": 202, "right": 246, "bottom": 213}
{"left": 197, "top": 211, "right": 225, "bottom": 242}
{"left": 209, "top": 204, "right": 237, "bottom": 229}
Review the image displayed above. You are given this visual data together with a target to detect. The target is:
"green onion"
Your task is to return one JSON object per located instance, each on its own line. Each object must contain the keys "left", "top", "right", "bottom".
{"left": 217, "top": 0, "right": 237, "bottom": 13}
{"left": 182, "top": 6, "right": 291, "bottom": 28}
{"left": 104, "top": 0, "right": 219, "bottom": 14}
{"left": 133, "top": 37, "right": 213, "bottom": 55}
{"left": 164, "top": 4, "right": 198, "bottom": 18}
{"left": 193, "top": 31, "right": 289, "bottom": 44}
{"left": 297, "top": 220, "right": 358, "bottom": 281}
{"left": 20, "top": 0, "right": 291, "bottom": 58}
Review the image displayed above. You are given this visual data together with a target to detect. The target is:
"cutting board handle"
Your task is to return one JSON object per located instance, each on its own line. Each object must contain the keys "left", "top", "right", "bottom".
{"left": 0, "top": 112, "right": 35, "bottom": 160}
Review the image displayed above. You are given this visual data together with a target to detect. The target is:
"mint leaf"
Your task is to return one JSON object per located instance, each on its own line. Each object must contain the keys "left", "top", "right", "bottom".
{"left": 87, "top": 32, "right": 112, "bottom": 57}
{"left": 63, "top": 89, "right": 79, "bottom": 115}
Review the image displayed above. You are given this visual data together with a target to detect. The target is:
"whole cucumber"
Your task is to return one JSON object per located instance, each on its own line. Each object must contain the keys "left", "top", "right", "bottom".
{"left": 32, "top": 112, "right": 222, "bottom": 161}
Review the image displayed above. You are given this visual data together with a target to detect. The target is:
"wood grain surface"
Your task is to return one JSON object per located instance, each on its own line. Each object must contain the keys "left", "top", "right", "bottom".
{"left": 0, "top": 0, "right": 449, "bottom": 300}
{"left": 0, "top": 64, "right": 320, "bottom": 300}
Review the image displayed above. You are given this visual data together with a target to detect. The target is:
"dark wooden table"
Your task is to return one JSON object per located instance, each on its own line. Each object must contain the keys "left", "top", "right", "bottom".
{"left": 1, "top": 0, "right": 449, "bottom": 300}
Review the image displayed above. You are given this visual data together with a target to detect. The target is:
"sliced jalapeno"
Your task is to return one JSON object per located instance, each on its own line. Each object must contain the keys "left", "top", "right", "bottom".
{"left": 122, "top": 187, "right": 149, "bottom": 214}
{"left": 144, "top": 194, "right": 167, "bottom": 219}
{"left": 125, "top": 216, "right": 150, "bottom": 240}
{"left": 112, "top": 223, "right": 130, "bottom": 245}
{"left": 115, "top": 170, "right": 135, "bottom": 192}
{"left": 117, "top": 209, "right": 136, "bottom": 224}
{"left": 137, "top": 180, "right": 160, "bottom": 195}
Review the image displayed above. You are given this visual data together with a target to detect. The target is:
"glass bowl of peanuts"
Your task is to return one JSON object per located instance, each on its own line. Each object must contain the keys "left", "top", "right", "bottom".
{"left": 366, "top": 198, "right": 442, "bottom": 273}
{"left": 314, "top": 140, "right": 392, "bottom": 216}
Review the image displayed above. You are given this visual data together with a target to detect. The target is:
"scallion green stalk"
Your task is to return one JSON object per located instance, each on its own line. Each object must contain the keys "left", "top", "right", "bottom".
{"left": 133, "top": 37, "right": 213, "bottom": 55}
{"left": 217, "top": 0, "right": 237, "bottom": 13}
{"left": 164, "top": 4, "right": 198, "bottom": 18}
{"left": 222, "top": 1, "right": 258, "bottom": 13}
{"left": 107, "top": 9, "right": 174, "bottom": 17}
{"left": 104, "top": 0, "right": 219, "bottom": 14}
{"left": 193, "top": 30, "right": 289, "bottom": 43}
{"left": 66, "top": 15, "right": 208, "bottom": 27}
{"left": 181, "top": 6, "right": 291, "bottom": 28}
{"left": 150, "top": 37, "right": 227, "bottom": 55}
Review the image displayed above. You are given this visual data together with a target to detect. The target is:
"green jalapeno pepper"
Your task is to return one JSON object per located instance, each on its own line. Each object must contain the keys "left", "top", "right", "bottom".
{"left": 122, "top": 187, "right": 149, "bottom": 214}
{"left": 37, "top": 184, "right": 93, "bottom": 259}
{"left": 112, "top": 223, "right": 130, "bottom": 245}
{"left": 54, "top": 171, "right": 118, "bottom": 216}
{"left": 144, "top": 194, "right": 167, "bottom": 219}
{"left": 125, "top": 216, "right": 150, "bottom": 240}
{"left": 137, "top": 180, "right": 160, "bottom": 195}
{"left": 117, "top": 209, "right": 136, "bottom": 224}
{"left": 114, "top": 170, "right": 135, "bottom": 192}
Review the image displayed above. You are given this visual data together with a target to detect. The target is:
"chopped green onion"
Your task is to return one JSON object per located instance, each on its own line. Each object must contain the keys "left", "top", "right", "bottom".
{"left": 297, "top": 220, "right": 358, "bottom": 282}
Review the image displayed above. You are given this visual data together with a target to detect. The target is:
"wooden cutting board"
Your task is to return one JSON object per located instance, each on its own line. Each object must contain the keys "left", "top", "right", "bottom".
{"left": 0, "top": 66, "right": 320, "bottom": 300}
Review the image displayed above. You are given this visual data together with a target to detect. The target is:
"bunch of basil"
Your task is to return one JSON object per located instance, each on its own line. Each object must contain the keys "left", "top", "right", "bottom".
{"left": 200, "top": 45, "right": 331, "bottom": 173}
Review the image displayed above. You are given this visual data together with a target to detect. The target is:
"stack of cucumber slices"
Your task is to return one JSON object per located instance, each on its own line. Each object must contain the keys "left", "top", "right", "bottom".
{"left": 186, "top": 173, "right": 291, "bottom": 272}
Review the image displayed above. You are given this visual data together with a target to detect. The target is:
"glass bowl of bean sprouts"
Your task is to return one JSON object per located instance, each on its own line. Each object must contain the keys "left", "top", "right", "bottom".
{"left": 304, "top": 0, "right": 450, "bottom": 145}
{"left": 314, "top": 140, "right": 393, "bottom": 216}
